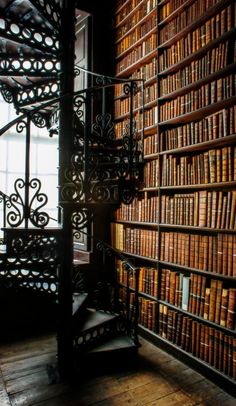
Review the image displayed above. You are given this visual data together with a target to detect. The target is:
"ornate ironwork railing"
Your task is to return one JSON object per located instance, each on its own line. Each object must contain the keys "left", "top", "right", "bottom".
{"left": 0, "top": 69, "right": 145, "bottom": 233}
{"left": 0, "top": 189, "right": 58, "bottom": 241}
{"left": 0, "top": 68, "right": 144, "bottom": 348}
{"left": 72, "top": 227, "right": 140, "bottom": 346}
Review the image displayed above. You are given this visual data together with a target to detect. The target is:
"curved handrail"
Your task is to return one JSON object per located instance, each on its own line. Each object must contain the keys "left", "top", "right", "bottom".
{"left": 74, "top": 226, "right": 138, "bottom": 273}
{"left": 75, "top": 64, "right": 145, "bottom": 84}
{"left": 0, "top": 74, "right": 144, "bottom": 137}
{"left": 73, "top": 226, "right": 140, "bottom": 344}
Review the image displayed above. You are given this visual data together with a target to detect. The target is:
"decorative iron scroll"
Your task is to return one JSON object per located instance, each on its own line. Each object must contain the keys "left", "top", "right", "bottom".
{"left": 0, "top": 84, "right": 14, "bottom": 104}
{"left": 31, "top": 112, "right": 50, "bottom": 129}
{"left": 29, "top": 178, "right": 49, "bottom": 227}
{"left": 61, "top": 76, "right": 142, "bottom": 205}
{"left": 72, "top": 209, "right": 93, "bottom": 235}
{"left": 7, "top": 178, "right": 49, "bottom": 228}
{"left": 0, "top": 229, "right": 60, "bottom": 294}
{"left": 92, "top": 113, "right": 116, "bottom": 144}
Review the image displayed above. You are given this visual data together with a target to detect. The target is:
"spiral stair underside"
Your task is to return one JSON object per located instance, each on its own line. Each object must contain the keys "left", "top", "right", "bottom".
{"left": 0, "top": 0, "right": 140, "bottom": 378}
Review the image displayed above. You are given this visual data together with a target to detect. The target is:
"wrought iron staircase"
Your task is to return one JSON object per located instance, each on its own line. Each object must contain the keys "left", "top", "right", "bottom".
{"left": 0, "top": 0, "right": 144, "bottom": 379}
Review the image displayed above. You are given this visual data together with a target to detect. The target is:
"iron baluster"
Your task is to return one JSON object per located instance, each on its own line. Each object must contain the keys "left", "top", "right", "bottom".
{"left": 24, "top": 115, "right": 31, "bottom": 228}
{"left": 84, "top": 90, "right": 92, "bottom": 203}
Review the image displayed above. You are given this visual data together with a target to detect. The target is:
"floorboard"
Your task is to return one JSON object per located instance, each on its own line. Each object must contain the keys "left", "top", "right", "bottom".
{"left": 0, "top": 332, "right": 235, "bottom": 405}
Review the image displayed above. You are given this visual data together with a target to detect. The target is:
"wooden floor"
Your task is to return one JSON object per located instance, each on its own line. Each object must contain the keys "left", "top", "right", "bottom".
{"left": 0, "top": 332, "right": 235, "bottom": 406}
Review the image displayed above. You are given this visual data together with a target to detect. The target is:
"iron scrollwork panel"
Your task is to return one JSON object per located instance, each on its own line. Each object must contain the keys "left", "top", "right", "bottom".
{"left": 0, "top": 229, "right": 61, "bottom": 294}
{"left": 6, "top": 177, "right": 50, "bottom": 228}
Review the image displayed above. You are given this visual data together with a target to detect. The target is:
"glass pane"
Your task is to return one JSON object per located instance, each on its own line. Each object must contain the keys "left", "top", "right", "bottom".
{"left": 7, "top": 140, "right": 25, "bottom": 173}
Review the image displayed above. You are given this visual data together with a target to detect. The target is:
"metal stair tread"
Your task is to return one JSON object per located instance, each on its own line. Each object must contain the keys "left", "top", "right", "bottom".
{"left": 86, "top": 335, "right": 137, "bottom": 354}
{"left": 75, "top": 308, "right": 118, "bottom": 334}
{"left": 72, "top": 292, "right": 88, "bottom": 316}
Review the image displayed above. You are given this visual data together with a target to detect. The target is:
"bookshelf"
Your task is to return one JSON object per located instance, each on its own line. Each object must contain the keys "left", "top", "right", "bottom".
{"left": 112, "top": 0, "right": 236, "bottom": 392}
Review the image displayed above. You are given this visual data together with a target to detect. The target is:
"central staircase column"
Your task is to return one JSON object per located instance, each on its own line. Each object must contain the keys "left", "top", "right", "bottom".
{"left": 57, "top": 0, "right": 75, "bottom": 379}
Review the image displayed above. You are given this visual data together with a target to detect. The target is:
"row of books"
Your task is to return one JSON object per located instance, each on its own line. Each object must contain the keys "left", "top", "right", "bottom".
{"left": 144, "top": 158, "right": 159, "bottom": 187}
{"left": 116, "top": 33, "right": 157, "bottom": 74}
{"left": 114, "top": 82, "right": 157, "bottom": 117}
{"left": 160, "top": 42, "right": 229, "bottom": 96}
{"left": 116, "top": 12, "right": 157, "bottom": 55}
{"left": 130, "top": 57, "right": 157, "bottom": 81}
{"left": 161, "top": 191, "right": 236, "bottom": 229}
{"left": 114, "top": 96, "right": 131, "bottom": 117}
{"left": 115, "top": 193, "right": 158, "bottom": 223}
{"left": 143, "top": 105, "right": 158, "bottom": 128}
{"left": 159, "top": 5, "right": 234, "bottom": 71}
{"left": 115, "top": 104, "right": 157, "bottom": 133}
{"left": 115, "top": 0, "right": 157, "bottom": 30}
{"left": 111, "top": 222, "right": 158, "bottom": 259}
{"left": 159, "top": 0, "right": 218, "bottom": 20}
{"left": 115, "top": 118, "right": 130, "bottom": 139}
{"left": 161, "top": 146, "right": 236, "bottom": 186}
{"left": 119, "top": 287, "right": 157, "bottom": 331}
{"left": 159, "top": 75, "right": 234, "bottom": 121}
{"left": 115, "top": 189, "right": 236, "bottom": 229}
{"left": 160, "top": 269, "right": 236, "bottom": 329}
{"left": 116, "top": 260, "right": 158, "bottom": 297}
{"left": 159, "top": 0, "right": 227, "bottom": 43}
{"left": 159, "top": 304, "right": 236, "bottom": 379}
{"left": 139, "top": 296, "right": 157, "bottom": 331}
{"left": 114, "top": 58, "right": 157, "bottom": 99}
{"left": 160, "top": 231, "right": 236, "bottom": 277}
{"left": 159, "top": 107, "right": 236, "bottom": 151}
{"left": 144, "top": 133, "right": 158, "bottom": 156}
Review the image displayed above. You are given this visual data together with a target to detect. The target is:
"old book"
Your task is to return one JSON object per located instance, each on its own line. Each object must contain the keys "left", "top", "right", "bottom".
{"left": 209, "top": 279, "right": 217, "bottom": 322}
{"left": 229, "top": 191, "right": 236, "bottom": 229}
{"left": 211, "top": 191, "right": 217, "bottom": 228}
{"left": 227, "top": 335, "right": 233, "bottom": 377}
{"left": 159, "top": 303, "right": 164, "bottom": 337}
{"left": 227, "top": 288, "right": 236, "bottom": 330}
{"left": 233, "top": 337, "right": 236, "bottom": 380}
{"left": 220, "top": 288, "right": 229, "bottom": 327}
{"left": 222, "top": 234, "right": 228, "bottom": 276}
{"left": 200, "top": 323, "right": 205, "bottom": 360}
{"left": 199, "top": 190, "right": 207, "bottom": 227}
{"left": 227, "top": 234, "right": 233, "bottom": 277}
{"left": 167, "top": 309, "right": 174, "bottom": 341}
{"left": 208, "top": 327, "right": 215, "bottom": 365}
{"left": 223, "top": 335, "right": 229, "bottom": 375}
{"left": 203, "top": 287, "right": 211, "bottom": 320}
{"left": 208, "top": 149, "right": 216, "bottom": 183}
{"left": 216, "top": 191, "right": 223, "bottom": 229}
{"left": 215, "top": 280, "right": 223, "bottom": 324}
{"left": 217, "top": 233, "right": 223, "bottom": 274}
{"left": 182, "top": 275, "right": 190, "bottom": 311}
{"left": 162, "top": 304, "right": 168, "bottom": 338}
{"left": 185, "top": 317, "right": 192, "bottom": 352}
{"left": 221, "top": 146, "right": 228, "bottom": 182}
{"left": 199, "top": 276, "right": 206, "bottom": 317}
{"left": 175, "top": 312, "right": 183, "bottom": 346}
{"left": 204, "top": 325, "right": 209, "bottom": 362}
{"left": 180, "top": 316, "right": 188, "bottom": 349}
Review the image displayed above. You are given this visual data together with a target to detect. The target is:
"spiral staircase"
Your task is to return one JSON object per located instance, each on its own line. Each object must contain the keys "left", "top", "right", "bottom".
{"left": 0, "top": 0, "right": 143, "bottom": 379}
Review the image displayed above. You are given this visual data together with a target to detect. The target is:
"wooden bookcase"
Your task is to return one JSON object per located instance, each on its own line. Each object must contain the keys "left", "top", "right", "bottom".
{"left": 112, "top": 0, "right": 236, "bottom": 392}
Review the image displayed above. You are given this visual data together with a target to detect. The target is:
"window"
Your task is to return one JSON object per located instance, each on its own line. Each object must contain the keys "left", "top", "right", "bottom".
{"left": 0, "top": 96, "right": 59, "bottom": 236}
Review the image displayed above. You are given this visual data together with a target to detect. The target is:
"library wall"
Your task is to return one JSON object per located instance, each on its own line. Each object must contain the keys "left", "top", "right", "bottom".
{"left": 112, "top": 0, "right": 236, "bottom": 390}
